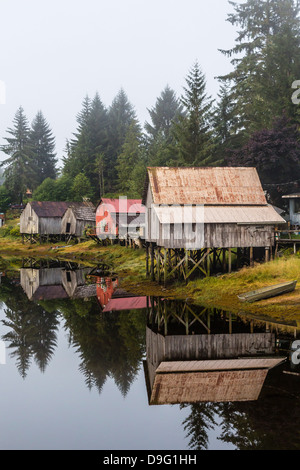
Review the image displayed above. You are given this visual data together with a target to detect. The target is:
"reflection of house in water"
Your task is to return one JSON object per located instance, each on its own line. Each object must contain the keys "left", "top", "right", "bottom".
{"left": 96, "top": 276, "right": 147, "bottom": 312}
{"left": 20, "top": 261, "right": 96, "bottom": 300}
{"left": 144, "top": 299, "right": 286, "bottom": 405}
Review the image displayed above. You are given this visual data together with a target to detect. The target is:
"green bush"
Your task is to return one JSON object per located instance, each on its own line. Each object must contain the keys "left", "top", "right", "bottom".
{"left": 10, "top": 226, "right": 20, "bottom": 237}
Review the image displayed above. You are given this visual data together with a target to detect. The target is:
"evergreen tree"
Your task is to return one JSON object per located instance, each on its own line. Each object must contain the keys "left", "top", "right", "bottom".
{"left": 30, "top": 111, "right": 57, "bottom": 185}
{"left": 145, "top": 85, "right": 183, "bottom": 142}
{"left": 226, "top": 113, "right": 300, "bottom": 205}
{"left": 62, "top": 95, "right": 92, "bottom": 178}
{"left": 87, "top": 93, "right": 109, "bottom": 197}
{"left": 62, "top": 93, "right": 109, "bottom": 200}
{"left": 106, "top": 88, "right": 139, "bottom": 192}
{"left": 116, "top": 120, "right": 146, "bottom": 196}
{"left": 218, "top": 0, "right": 300, "bottom": 139}
{"left": 172, "top": 62, "right": 217, "bottom": 166}
{"left": 145, "top": 85, "right": 183, "bottom": 166}
{"left": 0, "top": 106, "right": 36, "bottom": 202}
{"left": 212, "top": 83, "right": 240, "bottom": 160}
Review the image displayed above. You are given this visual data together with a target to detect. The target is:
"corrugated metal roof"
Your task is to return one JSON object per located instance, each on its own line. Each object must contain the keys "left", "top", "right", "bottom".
{"left": 149, "top": 358, "right": 285, "bottom": 404}
{"left": 30, "top": 201, "right": 69, "bottom": 218}
{"left": 156, "top": 358, "right": 285, "bottom": 372}
{"left": 100, "top": 198, "right": 146, "bottom": 214}
{"left": 146, "top": 167, "right": 267, "bottom": 205}
{"left": 153, "top": 204, "right": 285, "bottom": 225}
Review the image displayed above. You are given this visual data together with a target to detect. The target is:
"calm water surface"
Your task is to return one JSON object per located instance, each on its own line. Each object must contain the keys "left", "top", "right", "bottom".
{"left": 0, "top": 261, "right": 300, "bottom": 450}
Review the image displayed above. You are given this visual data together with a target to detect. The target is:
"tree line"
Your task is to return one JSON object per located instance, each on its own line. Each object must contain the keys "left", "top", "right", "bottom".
{"left": 1, "top": 0, "right": 300, "bottom": 210}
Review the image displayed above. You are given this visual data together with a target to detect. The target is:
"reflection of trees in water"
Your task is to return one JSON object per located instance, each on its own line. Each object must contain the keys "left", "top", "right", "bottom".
{"left": 0, "top": 283, "right": 60, "bottom": 378}
{"left": 181, "top": 366, "right": 300, "bottom": 450}
{"left": 62, "top": 306, "right": 146, "bottom": 397}
{"left": 181, "top": 403, "right": 217, "bottom": 450}
{"left": 0, "top": 277, "right": 146, "bottom": 396}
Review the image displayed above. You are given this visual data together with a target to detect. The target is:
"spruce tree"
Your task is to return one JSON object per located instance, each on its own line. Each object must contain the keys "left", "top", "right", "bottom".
{"left": 145, "top": 85, "right": 183, "bottom": 166}
{"left": 87, "top": 93, "right": 109, "bottom": 197}
{"left": 106, "top": 88, "right": 139, "bottom": 192}
{"left": 212, "top": 83, "right": 240, "bottom": 160}
{"left": 0, "top": 106, "right": 36, "bottom": 202}
{"left": 172, "top": 62, "right": 216, "bottom": 167}
{"left": 145, "top": 85, "right": 183, "bottom": 142}
{"left": 218, "top": 0, "right": 300, "bottom": 139}
{"left": 30, "top": 111, "right": 57, "bottom": 185}
{"left": 116, "top": 120, "right": 145, "bottom": 195}
{"left": 63, "top": 95, "right": 92, "bottom": 178}
{"left": 62, "top": 93, "right": 109, "bottom": 200}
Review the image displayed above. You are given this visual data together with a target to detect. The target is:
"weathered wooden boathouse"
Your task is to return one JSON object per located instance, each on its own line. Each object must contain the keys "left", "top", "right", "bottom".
{"left": 61, "top": 201, "right": 96, "bottom": 241}
{"left": 142, "top": 167, "right": 286, "bottom": 282}
{"left": 20, "top": 201, "right": 69, "bottom": 243}
{"left": 95, "top": 197, "right": 145, "bottom": 242}
{"left": 144, "top": 299, "right": 286, "bottom": 404}
{"left": 20, "top": 262, "right": 96, "bottom": 300}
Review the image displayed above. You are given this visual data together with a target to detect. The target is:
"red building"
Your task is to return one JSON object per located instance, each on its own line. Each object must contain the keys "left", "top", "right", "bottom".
{"left": 96, "top": 197, "right": 145, "bottom": 240}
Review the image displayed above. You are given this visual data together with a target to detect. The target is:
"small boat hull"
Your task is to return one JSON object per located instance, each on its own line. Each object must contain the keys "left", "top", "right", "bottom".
{"left": 238, "top": 281, "right": 297, "bottom": 303}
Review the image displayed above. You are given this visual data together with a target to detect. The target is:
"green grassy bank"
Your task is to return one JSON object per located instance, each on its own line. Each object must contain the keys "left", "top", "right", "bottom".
{"left": 0, "top": 233, "right": 300, "bottom": 322}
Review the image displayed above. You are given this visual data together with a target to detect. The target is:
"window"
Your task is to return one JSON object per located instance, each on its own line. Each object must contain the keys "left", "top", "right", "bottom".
{"left": 294, "top": 199, "right": 300, "bottom": 214}
{"left": 66, "top": 223, "right": 71, "bottom": 233}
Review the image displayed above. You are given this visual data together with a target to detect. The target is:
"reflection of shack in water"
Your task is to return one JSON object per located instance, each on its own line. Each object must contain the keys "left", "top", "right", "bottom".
{"left": 144, "top": 299, "right": 286, "bottom": 405}
{"left": 20, "top": 259, "right": 96, "bottom": 300}
{"left": 96, "top": 276, "right": 147, "bottom": 312}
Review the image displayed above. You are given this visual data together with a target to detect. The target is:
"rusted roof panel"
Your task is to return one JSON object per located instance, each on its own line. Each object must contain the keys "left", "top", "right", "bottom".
{"left": 149, "top": 358, "right": 285, "bottom": 404}
{"left": 150, "top": 370, "right": 267, "bottom": 404}
{"left": 30, "top": 201, "right": 69, "bottom": 218}
{"left": 147, "top": 167, "right": 267, "bottom": 205}
{"left": 153, "top": 204, "right": 285, "bottom": 225}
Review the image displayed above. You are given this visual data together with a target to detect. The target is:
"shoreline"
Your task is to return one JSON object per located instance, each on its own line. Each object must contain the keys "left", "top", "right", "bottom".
{"left": 0, "top": 237, "right": 300, "bottom": 322}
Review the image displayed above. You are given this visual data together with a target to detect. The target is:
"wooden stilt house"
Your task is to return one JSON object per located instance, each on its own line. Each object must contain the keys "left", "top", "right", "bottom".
{"left": 143, "top": 167, "right": 286, "bottom": 281}
{"left": 21, "top": 264, "right": 96, "bottom": 300}
{"left": 20, "top": 201, "right": 69, "bottom": 242}
{"left": 96, "top": 198, "right": 145, "bottom": 241}
{"left": 61, "top": 201, "right": 96, "bottom": 240}
{"left": 144, "top": 300, "right": 285, "bottom": 404}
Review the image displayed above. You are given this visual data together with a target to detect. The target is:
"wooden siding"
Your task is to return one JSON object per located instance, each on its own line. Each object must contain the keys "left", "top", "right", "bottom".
{"left": 20, "top": 202, "right": 68, "bottom": 235}
{"left": 61, "top": 205, "right": 96, "bottom": 237}
{"left": 143, "top": 167, "right": 284, "bottom": 250}
{"left": 39, "top": 216, "right": 63, "bottom": 235}
{"left": 146, "top": 327, "right": 275, "bottom": 367}
{"left": 20, "top": 203, "right": 39, "bottom": 234}
{"left": 147, "top": 210, "right": 275, "bottom": 249}
{"left": 61, "top": 207, "right": 95, "bottom": 237}
{"left": 20, "top": 268, "right": 64, "bottom": 299}
{"left": 145, "top": 327, "right": 285, "bottom": 404}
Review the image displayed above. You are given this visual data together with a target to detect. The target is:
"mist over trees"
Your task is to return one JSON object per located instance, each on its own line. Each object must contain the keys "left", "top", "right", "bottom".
{"left": 0, "top": 0, "right": 300, "bottom": 209}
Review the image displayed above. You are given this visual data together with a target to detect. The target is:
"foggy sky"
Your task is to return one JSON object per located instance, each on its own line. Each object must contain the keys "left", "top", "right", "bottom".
{"left": 0, "top": 0, "right": 240, "bottom": 168}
